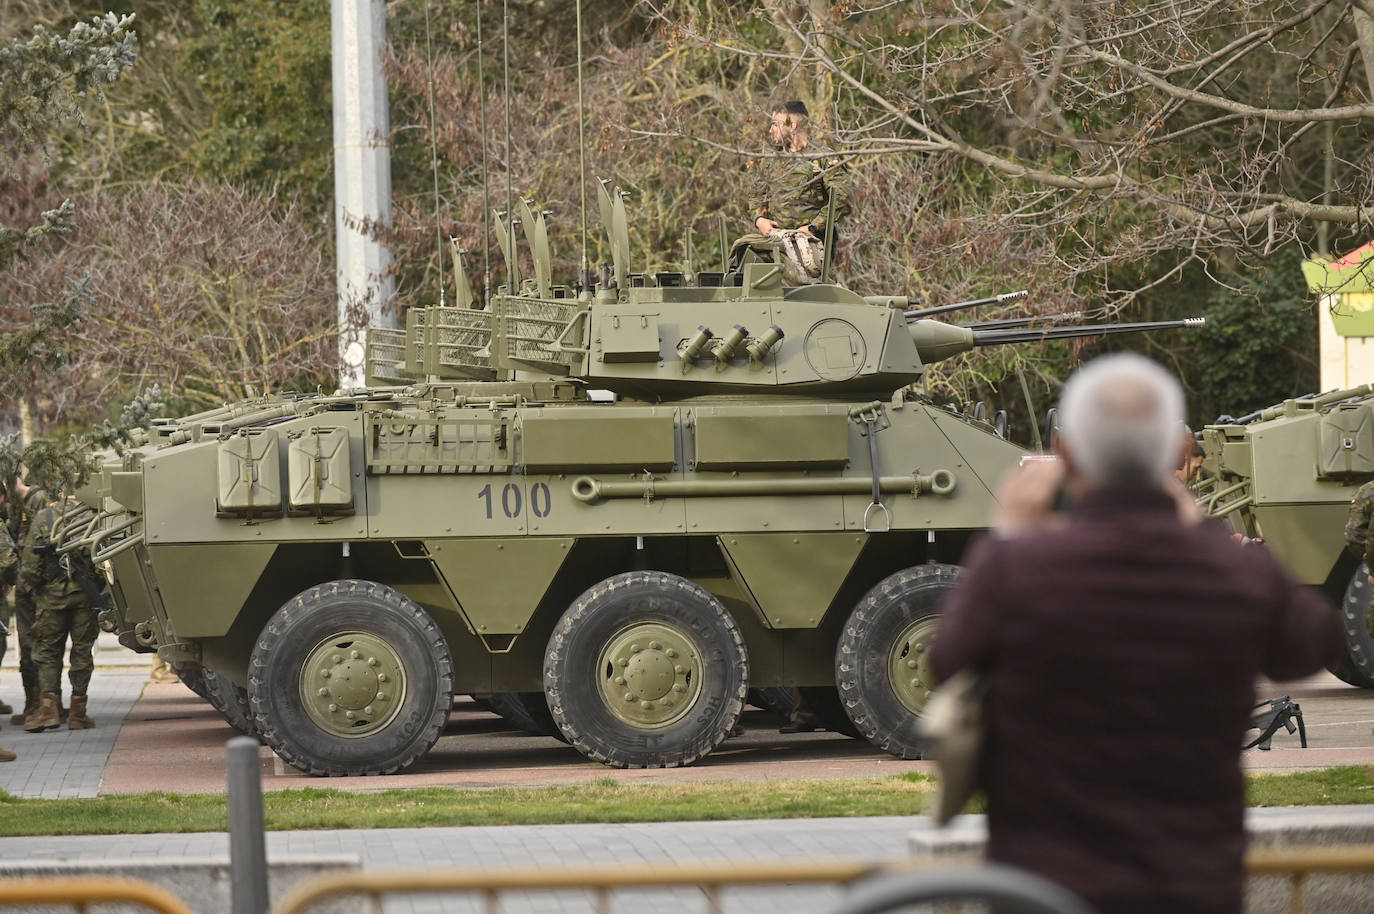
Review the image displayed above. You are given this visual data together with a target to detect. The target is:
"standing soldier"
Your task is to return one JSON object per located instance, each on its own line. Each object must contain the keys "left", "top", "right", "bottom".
{"left": 9, "top": 478, "right": 49, "bottom": 727}
{"left": 1345, "top": 479, "right": 1374, "bottom": 587}
{"left": 0, "top": 492, "right": 18, "bottom": 761}
{"left": 20, "top": 487, "right": 97, "bottom": 732}
{"left": 731, "top": 100, "right": 852, "bottom": 284}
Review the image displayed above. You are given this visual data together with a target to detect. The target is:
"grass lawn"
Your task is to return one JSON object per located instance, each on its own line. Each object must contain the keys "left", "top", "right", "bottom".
{"left": 0, "top": 767, "right": 1371, "bottom": 837}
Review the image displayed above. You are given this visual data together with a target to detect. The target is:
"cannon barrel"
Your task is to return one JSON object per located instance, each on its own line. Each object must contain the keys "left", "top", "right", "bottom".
{"left": 910, "top": 317, "right": 1205, "bottom": 363}
{"left": 962, "top": 311, "right": 1083, "bottom": 331}
{"left": 895, "top": 289, "right": 1029, "bottom": 320}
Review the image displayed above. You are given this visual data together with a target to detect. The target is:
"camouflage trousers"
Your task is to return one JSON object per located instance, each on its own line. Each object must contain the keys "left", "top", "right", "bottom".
{"left": 11, "top": 589, "right": 37, "bottom": 692}
{"left": 33, "top": 592, "right": 97, "bottom": 696}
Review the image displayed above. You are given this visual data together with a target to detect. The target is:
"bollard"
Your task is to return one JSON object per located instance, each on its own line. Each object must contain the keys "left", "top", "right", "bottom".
{"left": 227, "top": 735, "right": 270, "bottom": 914}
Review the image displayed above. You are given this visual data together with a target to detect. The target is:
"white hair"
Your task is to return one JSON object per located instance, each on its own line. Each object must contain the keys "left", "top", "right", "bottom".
{"left": 1057, "top": 353, "right": 1186, "bottom": 486}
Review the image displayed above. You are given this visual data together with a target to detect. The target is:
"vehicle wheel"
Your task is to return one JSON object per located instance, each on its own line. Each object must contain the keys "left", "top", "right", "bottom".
{"left": 202, "top": 667, "right": 261, "bottom": 741}
{"left": 1336, "top": 566, "right": 1374, "bottom": 689}
{"left": 248, "top": 580, "right": 454, "bottom": 776}
{"left": 486, "top": 691, "right": 567, "bottom": 742}
{"left": 544, "top": 570, "right": 748, "bottom": 768}
{"left": 176, "top": 665, "right": 213, "bottom": 703}
{"left": 835, "top": 563, "right": 959, "bottom": 759}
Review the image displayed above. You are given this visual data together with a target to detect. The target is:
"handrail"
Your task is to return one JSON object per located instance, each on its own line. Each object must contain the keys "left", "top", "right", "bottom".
{"left": 89, "top": 513, "right": 143, "bottom": 564}
{"left": 1204, "top": 479, "right": 1250, "bottom": 515}
{"left": 55, "top": 506, "right": 113, "bottom": 555}
{"left": 0, "top": 876, "right": 194, "bottom": 913}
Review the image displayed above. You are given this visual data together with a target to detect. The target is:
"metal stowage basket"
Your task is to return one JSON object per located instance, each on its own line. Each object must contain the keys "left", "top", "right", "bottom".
{"left": 364, "top": 327, "right": 410, "bottom": 386}
{"left": 407, "top": 306, "right": 496, "bottom": 379}
{"left": 499, "top": 295, "right": 584, "bottom": 372}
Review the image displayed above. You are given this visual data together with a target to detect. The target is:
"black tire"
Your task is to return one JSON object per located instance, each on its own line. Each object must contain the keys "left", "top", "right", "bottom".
{"left": 248, "top": 579, "right": 454, "bottom": 776}
{"left": 486, "top": 691, "right": 568, "bottom": 742}
{"left": 1336, "top": 566, "right": 1374, "bottom": 689}
{"left": 176, "top": 666, "right": 213, "bottom": 703}
{"left": 202, "top": 667, "right": 261, "bottom": 741}
{"left": 836, "top": 563, "right": 959, "bottom": 759}
{"left": 544, "top": 570, "right": 748, "bottom": 768}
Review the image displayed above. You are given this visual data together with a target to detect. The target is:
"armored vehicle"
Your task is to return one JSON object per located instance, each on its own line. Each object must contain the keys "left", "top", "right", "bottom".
{"left": 1197, "top": 387, "right": 1374, "bottom": 689}
{"left": 63, "top": 193, "right": 1198, "bottom": 775}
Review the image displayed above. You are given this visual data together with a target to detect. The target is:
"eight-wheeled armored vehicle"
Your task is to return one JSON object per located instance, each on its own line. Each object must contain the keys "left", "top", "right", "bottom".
{"left": 63, "top": 194, "right": 1199, "bottom": 775}
{"left": 1198, "top": 386, "right": 1374, "bottom": 689}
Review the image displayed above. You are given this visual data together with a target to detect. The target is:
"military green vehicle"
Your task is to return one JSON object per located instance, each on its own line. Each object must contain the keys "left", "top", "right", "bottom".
{"left": 61, "top": 193, "right": 1199, "bottom": 776}
{"left": 1197, "top": 386, "right": 1374, "bottom": 689}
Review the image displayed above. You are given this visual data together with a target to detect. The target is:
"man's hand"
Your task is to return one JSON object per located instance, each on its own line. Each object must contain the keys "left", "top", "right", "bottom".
{"left": 755, "top": 217, "right": 778, "bottom": 234}
{"left": 992, "top": 458, "right": 1066, "bottom": 536}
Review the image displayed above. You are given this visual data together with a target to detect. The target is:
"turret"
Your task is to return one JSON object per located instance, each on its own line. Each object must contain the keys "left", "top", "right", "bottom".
{"left": 370, "top": 261, "right": 1203, "bottom": 399}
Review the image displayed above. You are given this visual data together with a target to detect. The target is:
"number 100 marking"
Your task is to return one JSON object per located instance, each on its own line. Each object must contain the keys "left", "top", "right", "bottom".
{"left": 478, "top": 482, "right": 552, "bottom": 519}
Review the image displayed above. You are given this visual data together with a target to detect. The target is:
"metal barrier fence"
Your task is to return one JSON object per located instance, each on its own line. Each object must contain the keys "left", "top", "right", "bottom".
{"left": 4, "top": 846, "right": 1374, "bottom": 914}
{"left": 1247, "top": 845, "right": 1374, "bottom": 914}
{"left": 0, "top": 876, "right": 194, "bottom": 913}
{"left": 270, "top": 858, "right": 920, "bottom": 914}
{"left": 266, "top": 846, "right": 1374, "bottom": 914}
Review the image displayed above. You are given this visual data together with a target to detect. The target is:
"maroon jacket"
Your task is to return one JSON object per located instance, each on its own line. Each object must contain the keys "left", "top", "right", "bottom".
{"left": 929, "top": 485, "right": 1343, "bottom": 914}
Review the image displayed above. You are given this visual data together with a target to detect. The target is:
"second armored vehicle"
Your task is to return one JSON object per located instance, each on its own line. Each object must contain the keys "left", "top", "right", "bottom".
{"left": 1198, "top": 386, "right": 1374, "bottom": 688}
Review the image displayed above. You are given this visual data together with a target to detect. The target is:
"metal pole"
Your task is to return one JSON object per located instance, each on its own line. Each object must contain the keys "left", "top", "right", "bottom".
{"left": 333, "top": 0, "right": 396, "bottom": 388}
{"left": 227, "top": 736, "right": 270, "bottom": 914}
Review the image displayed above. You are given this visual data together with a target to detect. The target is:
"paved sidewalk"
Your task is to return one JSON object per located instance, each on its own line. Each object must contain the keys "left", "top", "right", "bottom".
{"left": 0, "top": 634, "right": 146, "bottom": 798}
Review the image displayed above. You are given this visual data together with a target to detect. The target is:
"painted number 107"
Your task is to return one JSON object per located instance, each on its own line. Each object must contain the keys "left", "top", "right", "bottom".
{"left": 477, "top": 482, "right": 552, "bottom": 520}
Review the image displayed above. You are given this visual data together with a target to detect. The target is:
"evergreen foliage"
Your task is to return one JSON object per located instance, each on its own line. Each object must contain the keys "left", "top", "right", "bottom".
{"left": 1, "top": 11, "right": 139, "bottom": 490}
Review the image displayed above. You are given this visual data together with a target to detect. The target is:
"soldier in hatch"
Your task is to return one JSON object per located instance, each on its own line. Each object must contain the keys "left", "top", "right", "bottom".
{"left": 730, "top": 100, "right": 852, "bottom": 284}
{"left": 21, "top": 486, "right": 98, "bottom": 732}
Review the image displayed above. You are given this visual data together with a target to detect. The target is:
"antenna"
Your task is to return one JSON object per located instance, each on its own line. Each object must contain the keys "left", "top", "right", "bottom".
{"left": 476, "top": 0, "right": 490, "bottom": 304}
{"left": 575, "top": 0, "right": 590, "bottom": 291}
{"left": 502, "top": 0, "right": 515, "bottom": 295}
{"left": 422, "top": 0, "right": 446, "bottom": 306}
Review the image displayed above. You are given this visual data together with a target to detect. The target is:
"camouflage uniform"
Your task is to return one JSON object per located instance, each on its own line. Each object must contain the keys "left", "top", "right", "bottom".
{"left": 8, "top": 488, "right": 44, "bottom": 724}
{"left": 731, "top": 145, "right": 852, "bottom": 283}
{"left": 1345, "top": 480, "right": 1374, "bottom": 570}
{"left": 0, "top": 521, "right": 19, "bottom": 709}
{"left": 20, "top": 497, "right": 97, "bottom": 706}
{"left": 747, "top": 146, "right": 852, "bottom": 237}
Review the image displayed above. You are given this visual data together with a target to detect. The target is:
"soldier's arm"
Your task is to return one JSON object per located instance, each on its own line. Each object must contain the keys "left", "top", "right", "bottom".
{"left": 17, "top": 507, "right": 48, "bottom": 592}
{"left": 747, "top": 160, "right": 774, "bottom": 231}
{"left": 0, "top": 526, "right": 17, "bottom": 585}
{"left": 810, "top": 157, "right": 852, "bottom": 234}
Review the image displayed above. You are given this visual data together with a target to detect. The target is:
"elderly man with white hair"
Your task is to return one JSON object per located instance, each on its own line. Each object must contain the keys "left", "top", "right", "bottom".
{"left": 929, "top": 353, "right": 1342, "bottom": 914}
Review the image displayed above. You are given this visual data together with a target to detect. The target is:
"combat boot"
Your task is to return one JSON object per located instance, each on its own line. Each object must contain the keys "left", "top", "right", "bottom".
{"left": 0, "top": 698, "right": 11, "bottom": 716}
{"left": 24, "top": 692, "right": 60, "bottom": 732}
{"left": 11, "top": 687, "right": 35, "bottom": 726}
{"left": 55, "top": 690, "right": 67, "bottom": 724}
{"left": 0, "top": 747, "right": 14, "bottom": 762}
{"left": 68, "top": 695, "right": 94, "bottom": 730}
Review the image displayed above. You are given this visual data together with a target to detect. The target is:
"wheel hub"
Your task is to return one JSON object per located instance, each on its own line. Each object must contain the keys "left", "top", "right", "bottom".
{"left": 300, "top": 631, "right": 407, "bottom": 738}
{"left": 597, "top": 622, "right": 701, "bottom": 729}
{"left": 888, "top": 616, "right": 940, "bottom": 716}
